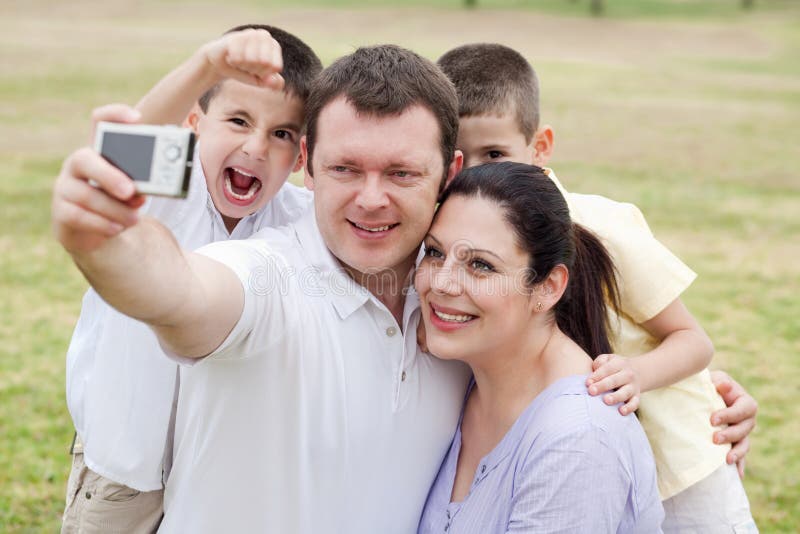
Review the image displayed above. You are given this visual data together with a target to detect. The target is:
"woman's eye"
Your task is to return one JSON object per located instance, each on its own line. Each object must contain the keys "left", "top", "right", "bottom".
{"left": 229, "top": 118, "right": 248, "bottom": 127}
{"left": 470, "top": 258, "right": 494, "bottom": 272}
{"left": 424, "top": 246, "right": 444, "bottom": 259}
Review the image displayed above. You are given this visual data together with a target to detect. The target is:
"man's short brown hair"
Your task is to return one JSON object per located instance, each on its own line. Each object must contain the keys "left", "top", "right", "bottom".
{"left": 198, "top": 24, "right": 322, "bottom": 112}
{"left": 304, "top": 44, "right": 459, "bottom": 181}
{"left": 437, "top": 43, "right": 539, "bottom": 142}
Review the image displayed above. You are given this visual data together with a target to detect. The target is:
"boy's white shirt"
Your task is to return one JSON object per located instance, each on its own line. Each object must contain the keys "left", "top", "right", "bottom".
{"left": 65, "top": 145, "right": 312, "bottom": 491}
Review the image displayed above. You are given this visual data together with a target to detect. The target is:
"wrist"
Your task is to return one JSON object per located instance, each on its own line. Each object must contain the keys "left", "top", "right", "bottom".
{"left": 629, "top": 356, "right": 655, "bottom": 394}
{"left": 191, "top": 46, "right": 225, "bottom": 90}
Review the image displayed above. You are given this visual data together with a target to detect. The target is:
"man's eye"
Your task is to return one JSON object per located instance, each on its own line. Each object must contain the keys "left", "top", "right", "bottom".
{"left": 393, "top": 171, "right": 409, "bottom": 178}
{"left": 487, "top": 150, "right": 504, "bottom": 160}
{"left": 470, "top": 258, "right": 494, "bottom": 272}
{"left": 229, "top": 118, "right": 248, "bottom": 127}
{"left": 332, "top": 165, "right": 350, "bottom": 173}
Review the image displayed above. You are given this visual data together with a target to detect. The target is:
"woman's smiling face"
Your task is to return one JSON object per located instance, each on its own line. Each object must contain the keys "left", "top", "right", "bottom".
{"left": 415, "top": 194, "right": 536, "bottom": 363}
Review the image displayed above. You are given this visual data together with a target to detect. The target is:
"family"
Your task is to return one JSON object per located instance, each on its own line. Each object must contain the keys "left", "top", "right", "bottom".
{"left": 53, "top": 25, "right": 760, "bottom": 533}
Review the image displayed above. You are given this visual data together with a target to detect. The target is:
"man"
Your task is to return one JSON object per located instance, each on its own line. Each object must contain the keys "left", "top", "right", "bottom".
{"left": 53, "top": 45, "right": 470, "bottom": 533}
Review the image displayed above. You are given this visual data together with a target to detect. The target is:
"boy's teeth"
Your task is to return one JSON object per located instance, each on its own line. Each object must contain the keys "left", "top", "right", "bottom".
{"left": 233, "top": 169, "right": 256, "bottom": 178}
{"left": 225, "top": 175, "right": 260, "bottom": 201}
{"left": 434, "top": 310, "right": 474, "bottom": 323}
{"left": 354, "top": 222, "right": 392, "bottom": 232}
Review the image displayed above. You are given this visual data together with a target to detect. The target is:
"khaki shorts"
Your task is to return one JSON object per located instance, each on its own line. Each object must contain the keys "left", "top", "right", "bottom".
{"left": 61, "top": 452, "right": 163, "bottom": 534}
{"left": 662, "top": 462, "right": 758, "bottom": 533}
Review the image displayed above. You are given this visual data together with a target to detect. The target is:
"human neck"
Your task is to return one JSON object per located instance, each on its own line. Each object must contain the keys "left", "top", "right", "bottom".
{"left": 222, "top": 214, "right": 241, "bottom": 234}
{"left": 467, "top": 323, "right": 590, "bottom": 431}
{"left": 342, "top": 253, "right": 417, "bottom": 327}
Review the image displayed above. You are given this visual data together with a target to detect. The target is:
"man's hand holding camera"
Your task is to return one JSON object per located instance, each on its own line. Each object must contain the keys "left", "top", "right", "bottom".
{"left": 52, "top": 105, "right": 145, "bottom": 254}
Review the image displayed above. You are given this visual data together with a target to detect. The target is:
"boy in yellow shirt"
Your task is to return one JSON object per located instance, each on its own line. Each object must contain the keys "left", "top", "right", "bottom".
{"left": 438, "top": 43, "right": 758, "bottom": 532}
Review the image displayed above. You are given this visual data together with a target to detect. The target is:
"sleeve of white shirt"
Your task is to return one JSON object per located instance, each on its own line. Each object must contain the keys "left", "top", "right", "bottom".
{"left": 593, "top": 201, "right": 696, "bottom": 324}
{"left": 506, "top": 427, "right": 630, "bottom": 533}
{"left": 189, "top": 238, "right": 296, "bottom": 363}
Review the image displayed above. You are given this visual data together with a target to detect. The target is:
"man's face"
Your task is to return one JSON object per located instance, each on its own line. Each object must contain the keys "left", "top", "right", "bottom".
{"left": 457, "top": 113, "right": 537, "bottom": 169}
{"left": 189, "top": 80, "right": 305, "bottom": 230}
{"left": 304, "top": 97, "right": 456, "bottom": 278}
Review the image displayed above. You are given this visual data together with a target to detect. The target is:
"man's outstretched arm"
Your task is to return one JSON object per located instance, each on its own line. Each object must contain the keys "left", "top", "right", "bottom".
{"left": 53, "top": 144, "right": 242, "bottom": 358}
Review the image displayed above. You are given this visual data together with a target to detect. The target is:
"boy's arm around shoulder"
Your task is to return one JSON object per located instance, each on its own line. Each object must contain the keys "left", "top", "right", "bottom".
{"left": 633, "top": 297, "right": 714, "bottom": 391}
{"left": 53, "top": 145, "right": 242, "bottom": 359}
{"left": 136, "top": 28, "right": 285, "bottom": 125}
{"left": 583, "top": 199, "right": 713, "bottom": 410}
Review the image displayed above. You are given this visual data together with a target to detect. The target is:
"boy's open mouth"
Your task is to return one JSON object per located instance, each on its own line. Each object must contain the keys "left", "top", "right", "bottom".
{"left": 223, "top": 167, "right": 263, "bottom": 205}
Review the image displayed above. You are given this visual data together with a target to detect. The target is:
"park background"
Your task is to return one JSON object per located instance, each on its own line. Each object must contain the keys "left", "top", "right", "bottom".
{"left": 1, "top": 0, "right": 798, "bottom": 531}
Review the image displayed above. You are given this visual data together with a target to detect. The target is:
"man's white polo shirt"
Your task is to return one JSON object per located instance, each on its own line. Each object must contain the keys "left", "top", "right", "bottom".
{"left": 160, "top": 209, "right": 471, "bottom": 533}
{"left": 65, "top": 146, "right": 312, "bottom": 491}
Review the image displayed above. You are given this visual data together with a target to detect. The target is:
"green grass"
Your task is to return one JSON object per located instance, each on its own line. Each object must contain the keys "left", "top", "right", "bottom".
{"left": 1, "top": 0, "right": 799, "bottom": 531}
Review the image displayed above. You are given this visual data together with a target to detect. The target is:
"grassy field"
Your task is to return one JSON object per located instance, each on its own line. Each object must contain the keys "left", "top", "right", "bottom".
{"left": 1, "top": 0, "right": 798, "bottom": 531}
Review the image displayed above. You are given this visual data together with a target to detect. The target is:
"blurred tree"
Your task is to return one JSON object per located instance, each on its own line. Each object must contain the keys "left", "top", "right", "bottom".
{"left": 464, "top": 0, "right": 477, "bottom": 7}
{"left": 742, "top": 0, "right": 754, "bottom": 8}
{"left": 591, "top": 0, "right": 604, "bottom": 16}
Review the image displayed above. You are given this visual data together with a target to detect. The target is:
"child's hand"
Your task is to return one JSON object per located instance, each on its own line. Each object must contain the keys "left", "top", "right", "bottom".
{"left": 586, "top": 354, "right": 640, "bottom": 415}
{"left": 202, "top": 28, "right": 285, "bottom": 91}
{"left": 710, "top": 370, "right": 758, "bottom": 478}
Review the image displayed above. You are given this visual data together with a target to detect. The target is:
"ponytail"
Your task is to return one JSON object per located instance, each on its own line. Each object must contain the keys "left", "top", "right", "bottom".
{"left": 554, "top": 224, "right": 620, "bottom": 358}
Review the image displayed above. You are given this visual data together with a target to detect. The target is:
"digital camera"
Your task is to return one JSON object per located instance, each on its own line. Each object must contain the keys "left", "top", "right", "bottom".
{"left": 94, "top": 122, "right": 196, "bottom": 198}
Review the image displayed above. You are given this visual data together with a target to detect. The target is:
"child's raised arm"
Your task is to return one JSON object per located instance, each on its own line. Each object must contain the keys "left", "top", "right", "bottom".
{"left": 136, "top": 28, "right": 285, "bottom": 125}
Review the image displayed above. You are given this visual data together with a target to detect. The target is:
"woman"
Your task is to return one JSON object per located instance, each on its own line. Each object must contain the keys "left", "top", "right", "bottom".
{"left": 416, "top": 162, "right": 664, "bottom": 533}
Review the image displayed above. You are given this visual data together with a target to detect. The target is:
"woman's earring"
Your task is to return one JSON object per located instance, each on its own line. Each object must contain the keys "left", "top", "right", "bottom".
{"left": 536, "top": 302, "right": 544, "bottom": 312}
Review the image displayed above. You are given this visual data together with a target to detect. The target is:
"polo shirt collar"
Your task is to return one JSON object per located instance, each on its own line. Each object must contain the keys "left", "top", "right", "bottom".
{"left": 543, "top": 167, "right": 577, "bottom": 216}
{"left": 291, "top": 209, "right": 371, "bottom": 320}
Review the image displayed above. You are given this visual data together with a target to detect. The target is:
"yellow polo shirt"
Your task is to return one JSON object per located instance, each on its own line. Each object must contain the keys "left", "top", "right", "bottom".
{"left": 547, "top": 169, "right": 729, "bottom": 500}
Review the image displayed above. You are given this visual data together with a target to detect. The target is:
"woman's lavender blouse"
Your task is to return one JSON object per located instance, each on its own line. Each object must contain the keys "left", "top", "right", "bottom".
{"left": 418, "top": 374, "right": 664, "bottom": 533}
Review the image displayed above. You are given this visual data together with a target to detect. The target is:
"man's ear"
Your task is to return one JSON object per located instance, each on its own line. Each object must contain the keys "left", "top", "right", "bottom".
{"left": 186, "top": 104, "right": 203, "bottom": 134}
{"left": 301, "top": 136, "right": 314, "bottom": 191}
{"left": 532, "top": 125, "right": 555, "bottom": 167}
{"left": 444, "top": 150, "right": 464, "bottom": 189}
{"left": 532, "top": 264, "right": 569, "bottom": 314}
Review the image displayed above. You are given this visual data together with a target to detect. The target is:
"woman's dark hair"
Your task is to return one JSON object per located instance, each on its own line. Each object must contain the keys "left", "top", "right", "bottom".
{"left": 438, "top": 162, "right": 620, "bottom": 357}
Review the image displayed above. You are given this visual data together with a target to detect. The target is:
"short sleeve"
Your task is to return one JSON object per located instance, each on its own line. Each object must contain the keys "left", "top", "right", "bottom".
{"left": 506, "top": 426, "right": 630, "bottom": 533}
{"left": 191, "top": 238, "right": 295, "bottom": 363}
{"left": 508, "top": 427, "right": 631, "bottom": 533}
{"left": 569, "top": 194, "right": 696, "bottom": 323}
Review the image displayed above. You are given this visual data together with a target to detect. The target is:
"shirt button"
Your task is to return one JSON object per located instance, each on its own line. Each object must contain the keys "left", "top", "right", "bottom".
{"left": 85, "top": 491, "right": 92, "bottom": 500}
{"left": 481, "top": 464, "right": 487, "bottom": 474}
{"left": 386, "top": 326, "right": 397, "bottom": 337}
{"left": 401, "top": 371, "right": 407, "bottom": 382}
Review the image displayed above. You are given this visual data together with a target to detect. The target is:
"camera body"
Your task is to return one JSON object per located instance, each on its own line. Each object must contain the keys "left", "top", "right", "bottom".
{"left": 94, "top": 122, "right": 196, "bottom": 198}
